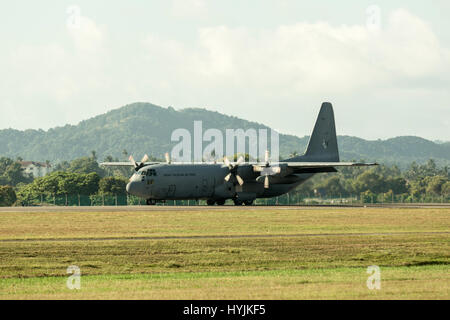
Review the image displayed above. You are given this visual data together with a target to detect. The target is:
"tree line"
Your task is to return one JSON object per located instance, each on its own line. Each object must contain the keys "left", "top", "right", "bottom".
{"left": 0, "top": 154, "right": 131, "bottom": 206}
{"left": 292, "top": 159, "right": 449, "bottom": 203}
{"left": 0, "top": 154, "right": 449, "bottom": 206}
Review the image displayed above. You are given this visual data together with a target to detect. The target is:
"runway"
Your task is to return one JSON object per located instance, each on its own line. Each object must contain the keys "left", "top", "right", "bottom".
{"left": 0, "top": 203, "right": 449, "bottom": 212}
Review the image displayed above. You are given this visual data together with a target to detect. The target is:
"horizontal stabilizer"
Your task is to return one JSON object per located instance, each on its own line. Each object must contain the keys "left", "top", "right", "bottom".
{"left": 286, "top": 162, "right": 378, "bottom": 168}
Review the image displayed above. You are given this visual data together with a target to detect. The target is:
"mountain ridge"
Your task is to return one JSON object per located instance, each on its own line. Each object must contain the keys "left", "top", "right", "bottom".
{"left": 1, "top": 102, "right": 449, "bottom": 168}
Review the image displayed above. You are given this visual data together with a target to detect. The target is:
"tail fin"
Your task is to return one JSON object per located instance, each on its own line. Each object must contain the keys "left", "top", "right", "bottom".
{"left": 303, "top": 102, "right": 339, "bottom": 162}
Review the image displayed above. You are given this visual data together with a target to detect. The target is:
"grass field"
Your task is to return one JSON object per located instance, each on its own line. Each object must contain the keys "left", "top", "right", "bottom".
{"left": 0, "top": 207, "right": 449, "bottom": 299}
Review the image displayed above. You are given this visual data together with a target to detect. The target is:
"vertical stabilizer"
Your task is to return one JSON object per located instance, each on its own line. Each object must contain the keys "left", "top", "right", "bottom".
{"left": 303, "top": 102, "right": 339, "bottom": 162}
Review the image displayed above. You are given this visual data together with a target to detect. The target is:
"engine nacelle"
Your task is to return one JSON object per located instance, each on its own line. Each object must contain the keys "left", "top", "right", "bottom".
{"left": 253, "top": 163, "right": 293, "bottom": 177}
{"left": 213, "top": 183, "right": 235, "bottom": 199}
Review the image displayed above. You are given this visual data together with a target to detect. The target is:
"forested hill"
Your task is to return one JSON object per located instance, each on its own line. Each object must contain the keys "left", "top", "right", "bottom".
{"left": 1, "top": 102, "right": 449, "bottom": 168}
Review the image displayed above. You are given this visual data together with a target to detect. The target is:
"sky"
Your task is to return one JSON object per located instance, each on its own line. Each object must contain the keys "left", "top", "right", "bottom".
{"left": 0, "top": 0, "right": 449, "bottom": 141}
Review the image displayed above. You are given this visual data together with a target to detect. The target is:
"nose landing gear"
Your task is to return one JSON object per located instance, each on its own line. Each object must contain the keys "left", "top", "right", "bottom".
{"left": 206, "top": 199, "right": 226, "bottom": 206}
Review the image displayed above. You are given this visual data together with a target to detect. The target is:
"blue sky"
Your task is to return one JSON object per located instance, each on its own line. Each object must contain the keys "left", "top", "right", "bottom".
{"left": 1, "top": 1, "right": 449, "bottom": 140}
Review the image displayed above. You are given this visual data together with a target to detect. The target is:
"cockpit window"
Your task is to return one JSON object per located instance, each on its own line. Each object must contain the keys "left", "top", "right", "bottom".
{"left": 138, "top": 169, "right": 156, "bottom": 176}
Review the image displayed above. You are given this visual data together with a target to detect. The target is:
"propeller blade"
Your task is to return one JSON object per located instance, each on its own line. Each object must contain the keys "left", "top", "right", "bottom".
{"left": 141, "top": 154, "right": 149, "bottom": 163}
{"left": 264, "top": 176, "right": 269, "bottom": 189}
{"left": 223, "top": 156, "right": 232, "bottom": 169}
{"left": 265, "top": 150, "right": 269, "bottom": 165}
{"left": 223, "top": 155, "right": 245, "bottom": 186}
{"left": 165, "top": 152, "right": 170, "bottom": 164}
{"left": 129, "top": 155, "right": 138, "bottom": 170}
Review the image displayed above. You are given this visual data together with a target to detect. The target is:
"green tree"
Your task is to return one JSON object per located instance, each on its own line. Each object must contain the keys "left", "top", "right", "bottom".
{"left": 38, "top": 172, "right": 63, "bottom": 195}
{"left": 0, "top": 157, "right": 32, "bottom": 186}
{"left": 442, "top": 182, "right": 450, "bottom": 196}
{"left": 352, "top": 170, "right": 385, "bottom": 194}
{"left": 56, "top": 172, "right": 100, "bottom": 196}
{"left": 0, "top": 185, "right": 16, "bottom": 206}
{"left": 409, "top": 178, "right": 426, "bottom": 199}
{"left": 53, "top": 161, "right": 70, "bottom": 171}
{"left": 360, "top": 190, "right": 377, "bottom": 203}
{"left": 386, "top": 176, "right": 409, "bottom": 194}
{"left": 68, "top": 157, "right": 105, "bottom": 176}
{"left": 16, "top": 171, "right": 101, "bottom": 204}
{"left": 425, "top": 175, "right": 448, "bottom": 196}
{"left": 317, "top": 176, "right": 347, "bottom": 196}
{"left": 99, "top": 177, "right": 127, "bottom": 195}
{"left": 77, "top": 172, "right": 101, "bottom": 195}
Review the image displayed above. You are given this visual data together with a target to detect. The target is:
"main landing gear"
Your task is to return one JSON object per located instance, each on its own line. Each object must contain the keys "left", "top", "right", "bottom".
{"left": 207, "top": 199, "right": 254, "bottom": 206}
{"left": 207, "top": 199, "right": 226, "bottom": 206}
{"left": 233, "top": 199, "right": 254, "bottom": 206}
{"left": 146, "top": 199, "right": 156, "bottom": 205}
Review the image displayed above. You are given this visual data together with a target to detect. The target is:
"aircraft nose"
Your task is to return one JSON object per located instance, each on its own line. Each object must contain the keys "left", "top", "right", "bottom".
{"left": 126, "top": 181, "right": 137, "bottom": 195}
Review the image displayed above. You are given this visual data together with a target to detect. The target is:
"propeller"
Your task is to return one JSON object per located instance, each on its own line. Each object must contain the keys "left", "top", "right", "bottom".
{"left": 165, "top": 152, "right": 171, "bottom": 164}
{"left": 253, "top": 150, "right": 281, "bottom": 188}
{"left": 205, "top": 151, "right": 217, "bottom": 163}
{"left": 223, "top": 155, "right": 245, "bottom": 186}
{"left": 129, "top": 154, "right": 149, "bottom": 171}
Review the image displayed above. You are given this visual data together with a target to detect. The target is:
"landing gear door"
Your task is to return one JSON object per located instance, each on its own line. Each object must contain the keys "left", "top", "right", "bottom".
{"left": 201, "top": 177, "right": 214, "bottom": 197}
{"left": 167, "top": 184, "right": 176, "bottom": 197}
{"left": 145, "top": 178, "right": 154, "bottom": 196}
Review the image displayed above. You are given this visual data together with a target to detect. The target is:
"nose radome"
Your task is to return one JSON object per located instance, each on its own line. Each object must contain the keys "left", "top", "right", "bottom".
{"left": 126, "top": 182, "right": 133, "bottom": 194}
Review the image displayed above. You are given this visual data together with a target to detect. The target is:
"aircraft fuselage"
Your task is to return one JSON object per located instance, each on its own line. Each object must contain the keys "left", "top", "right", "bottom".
{"left": 126, "top": 163, "right": 312, "bottom": 203}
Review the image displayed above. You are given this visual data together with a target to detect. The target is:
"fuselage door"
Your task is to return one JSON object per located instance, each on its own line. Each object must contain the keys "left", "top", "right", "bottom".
{"left": 167, "top": 184, "right": 176, "bottom": 197}
{"left": 201, "top": 178, "right": 208, "bottom": 194}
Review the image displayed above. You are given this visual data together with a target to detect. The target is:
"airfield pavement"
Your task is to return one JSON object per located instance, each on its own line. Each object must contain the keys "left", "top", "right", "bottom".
{"left": 0, "top": 203, "right": 449, "bottom": 213}
{"left": 0, "top": 205, "right": 449, "bottom": 299}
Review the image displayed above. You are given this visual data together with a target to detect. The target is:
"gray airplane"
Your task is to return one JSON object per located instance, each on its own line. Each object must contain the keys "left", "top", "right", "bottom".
{"left": 101, "top": 102, "right": 377, "bottom": 205}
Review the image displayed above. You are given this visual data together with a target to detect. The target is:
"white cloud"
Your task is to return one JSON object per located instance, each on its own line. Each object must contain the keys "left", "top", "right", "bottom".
{"left": 7, "top": 44, "right": 77, "bottom": 101}
{"left": 67, "top": 16, "right": 105, "bottom": 55}
{"left": 2, "top": 14, "right": 107, "bottom": 101}
{"left": 136, "top": 8, "right": 450, "bottom": 140}
{"left": 1, "top": 7, "right": 449, "bottom": 140}
{"left": 0, "top": 14, "right": 109, "bottom": 129}
{"left": 142, "top": 8, "right": 449, "bottom": 96}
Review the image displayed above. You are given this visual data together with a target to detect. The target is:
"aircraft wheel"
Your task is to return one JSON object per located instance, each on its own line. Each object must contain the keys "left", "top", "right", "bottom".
{"left": 244, "top": 200, "right": 254, "bottom": 206}
{"left": 216, "top": 199, "right": 226, "bottom": 206}
{"left": 233, "top": 199, "right": 243, "bottom": 206}
{"left": 146, "top": 199, "right": 156, "bottom": 205}
{"left": 207, "top": 199, "right": 216, "bottom": 206}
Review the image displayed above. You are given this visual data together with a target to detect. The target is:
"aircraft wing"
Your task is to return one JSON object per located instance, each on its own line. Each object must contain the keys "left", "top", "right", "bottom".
{"left": 281, "top": 161, "right": 378, "bottom": 174}
{"left": 100, "top": 162, "right": 160, "bottom": 167}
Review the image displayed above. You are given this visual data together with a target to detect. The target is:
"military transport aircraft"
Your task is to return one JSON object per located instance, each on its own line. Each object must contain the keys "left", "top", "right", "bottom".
{"left": 101, "top": 102, "right": 377, "bottom": 205}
